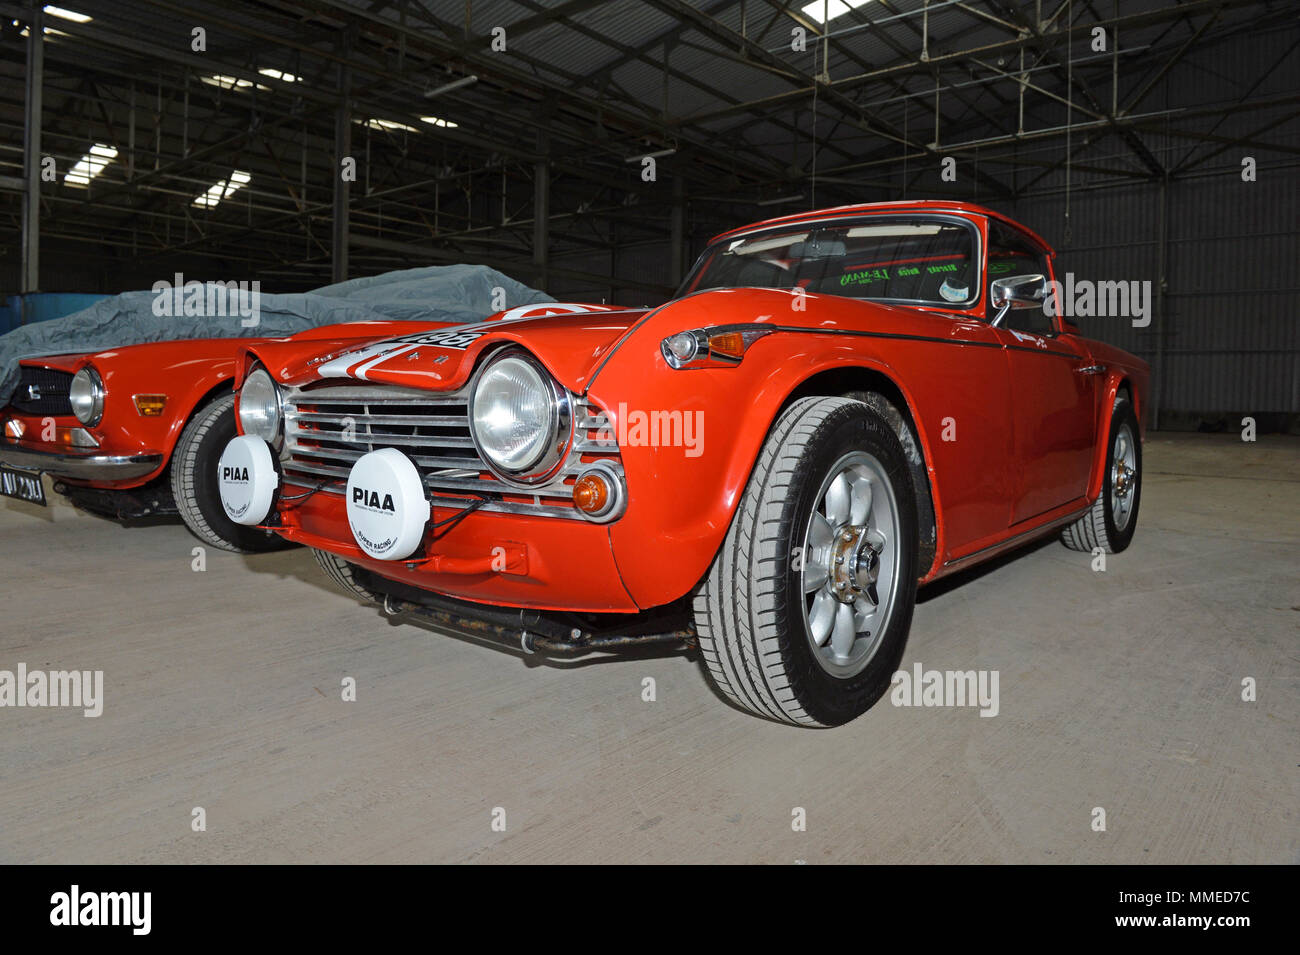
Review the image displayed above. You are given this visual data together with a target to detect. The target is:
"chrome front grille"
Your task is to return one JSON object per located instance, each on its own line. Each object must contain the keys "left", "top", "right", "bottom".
{"left": 281, "top": 381, "right": 622, "bottom": 519}
{"left": 11, "top": 367, "right": 74, "bottom": 416}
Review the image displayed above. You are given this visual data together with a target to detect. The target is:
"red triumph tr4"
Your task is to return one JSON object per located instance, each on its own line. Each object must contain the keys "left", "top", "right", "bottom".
{"left": 216, "top": 201, "right": 1149, "bottom": 727}
{"left": 0, "top": 323, "right": 427, "bottom": 552}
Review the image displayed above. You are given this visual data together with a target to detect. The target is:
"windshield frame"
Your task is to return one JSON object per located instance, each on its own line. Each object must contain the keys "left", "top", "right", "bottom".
{"left": 675, "top": 212, "right": 986, "bottom": 313}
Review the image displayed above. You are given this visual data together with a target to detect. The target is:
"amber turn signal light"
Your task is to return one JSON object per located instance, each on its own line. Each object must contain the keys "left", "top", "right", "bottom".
{"left": 133, "top": 394, "right": 168, "bottom": 416}
{"left": 707, "top": 331, "right": 746, "bottom": 359}
{"left": 573, "top": 473, "right": 610, "bottom": 514}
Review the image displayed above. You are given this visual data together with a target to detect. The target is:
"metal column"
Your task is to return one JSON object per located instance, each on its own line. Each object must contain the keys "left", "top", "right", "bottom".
{"left": 21, "top": 2, "right": 43, "bottom": 294}
{"left": 1152, "top": 175, "right": 1170, "bottom": 431}
{"left": 670, "top": 175, "right": 685, "bottom": 288}
{"left": 533, "top": 132, "right": 550, "bottom": 291}
{"left": 331, "top": 33, "right": 352, "bottom": 285}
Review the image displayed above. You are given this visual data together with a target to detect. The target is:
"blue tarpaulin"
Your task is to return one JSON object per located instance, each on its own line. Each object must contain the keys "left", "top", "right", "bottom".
{"left": 0, "top": 293, "right": 111, "bottom": 334}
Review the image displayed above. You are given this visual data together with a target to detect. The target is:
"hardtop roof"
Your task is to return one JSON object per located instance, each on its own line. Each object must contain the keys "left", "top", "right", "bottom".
{"left": 710, "top": 200, "right": 1055, "bottom": 255}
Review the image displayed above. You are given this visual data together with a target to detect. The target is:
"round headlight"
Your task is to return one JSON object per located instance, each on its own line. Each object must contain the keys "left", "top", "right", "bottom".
{"left": 470, "top": 352, "right": 567, "bottom": 481}
{"left": 237, "top": 367, "right": 282, "bottom": 443}
{"left": 69, "top": 366, "right": 105, "bottom": 426}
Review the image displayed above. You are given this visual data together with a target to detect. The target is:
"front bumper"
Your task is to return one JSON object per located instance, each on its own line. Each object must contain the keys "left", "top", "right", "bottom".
{"left": 272, "top": 485, "right": 642, "bottom": 613}
{"left": 0, "top": 440, "right": 164, "bottom": 482}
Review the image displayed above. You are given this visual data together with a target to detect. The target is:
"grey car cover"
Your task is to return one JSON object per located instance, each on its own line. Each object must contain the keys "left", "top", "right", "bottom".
{"left": 0, "top": 264, "right": 553, "bottom": 405}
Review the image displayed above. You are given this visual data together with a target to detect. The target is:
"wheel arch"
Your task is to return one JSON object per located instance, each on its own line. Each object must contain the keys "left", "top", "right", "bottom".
{"left": 780, "top": 366, "right": 939, "bottom": 578}
{"left": 600, "top": 340, "right": 949, "bottom": 609}
{"left": 1087, "top": 374, "right": 1135, "bottom": 503}
{"left": 158, "top": 373, "right": 238, "bottom": 464}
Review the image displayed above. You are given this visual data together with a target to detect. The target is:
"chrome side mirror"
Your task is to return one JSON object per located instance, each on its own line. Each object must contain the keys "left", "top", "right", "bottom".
{"left": 990, "top": 274, "right": 1047, "bottom": 327}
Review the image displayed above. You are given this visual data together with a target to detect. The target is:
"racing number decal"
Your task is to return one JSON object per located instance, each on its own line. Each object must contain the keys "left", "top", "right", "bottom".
{"left": 393, "top": 304, "right": 617, "bottom": 351}
{"left": 398, "top": 328, "right": 489, "bottom": 349}
{"left": 319, "top": 302, "right": 618, "bottom": 377}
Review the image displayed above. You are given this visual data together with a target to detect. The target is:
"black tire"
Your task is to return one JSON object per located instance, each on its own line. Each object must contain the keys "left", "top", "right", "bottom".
{"left": 693, "top": 396, "right": 919, "bottom": 727}
{"left": 312, "top": 548, "right": 381, "bottom": 604}
{"left": 1061, "top": 397, "right": 1142, "bottom": 554}
{"left": 170, "top": 393, "right": 295, "bottom": 553}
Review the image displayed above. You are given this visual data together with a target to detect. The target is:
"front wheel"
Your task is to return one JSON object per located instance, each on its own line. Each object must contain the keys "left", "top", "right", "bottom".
{"left": 1061, "top": 396, "right": 1142, "bottom": 554}
{"left": 693, "top": 396, "right": 918, "bottom": 727}
{"left": 312, "top": 548, "right": 381, "bottom": 604}
{"left": 171, "top": 393, "right": 296, "bottom": 553}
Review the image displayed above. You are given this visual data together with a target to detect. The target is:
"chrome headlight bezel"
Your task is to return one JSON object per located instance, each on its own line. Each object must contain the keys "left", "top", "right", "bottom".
{"left": 237, "top": 366, "right": 283, "bottom": 446}
{"left": 68, "top": 365, "right": 105, "bottom": 427}
{"left": 469, "top": 349, "right": 571, "bottom": 486}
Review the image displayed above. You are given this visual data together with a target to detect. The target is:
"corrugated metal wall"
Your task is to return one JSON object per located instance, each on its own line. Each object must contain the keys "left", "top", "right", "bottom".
{"left": 554, "top": 161, "right": 1299, "bottom": 426}
{"left": 543, "top": 27, "right": 1300, "bottom": 427}
{"left": 997, "top": 176, "right": 1299, "bottom": 423}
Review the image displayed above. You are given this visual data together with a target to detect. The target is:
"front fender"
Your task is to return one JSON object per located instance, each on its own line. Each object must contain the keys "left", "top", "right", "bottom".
{"left": 1081, "top": 341, "right": 1151, "bottom": 504}
{"left": 73, "top": 341, "right": 243, "bottom": 486}
{"left": 588, "top": 320, "right": 924, "bottom": 610}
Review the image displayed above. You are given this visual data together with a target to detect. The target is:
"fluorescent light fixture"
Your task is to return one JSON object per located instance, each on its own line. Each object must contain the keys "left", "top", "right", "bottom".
{"left": 420, "top": 115, "right": 459, "bottom": 129}
{"left": 19, "top": 24, "right": 69, "bottom": 36}
{"left": 258, "top": 68, "right": 299, "bottom": 83}
{"left": 64, "top": 143, "right": 117, "bottom": 187}
{"left": 624, "top": 148, "right": 676, "bottom": 162}
{"left": 423, "top": 75, "right": 478, "bottom": 99}
{"left": 359, "top": 118, "right": 420, "bottom": 134}
{"left": 43, "top": 5, "right": 91, "bottom": 22}
{"left": 200, "top": 74, "right": 270, "bottom": 92}
{"left": 799, "top": 0, "right": 872, "bottom": 24}
{"left": 193, "top": 170, "right": 251, "bottom": 208}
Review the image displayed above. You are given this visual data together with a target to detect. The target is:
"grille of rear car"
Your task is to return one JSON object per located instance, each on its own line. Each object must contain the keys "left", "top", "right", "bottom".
{"left": 280, "top": 381, "right": 622, "bottom": 520}
{"left": 10, "top": 367, "right": 74, "bottom": 417}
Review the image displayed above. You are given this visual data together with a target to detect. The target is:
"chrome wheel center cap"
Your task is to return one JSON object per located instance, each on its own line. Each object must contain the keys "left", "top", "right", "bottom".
{"left": 1115, "top": 461, "right": 1131, "bottom": 496}
{"left": 852, "top": 539, "right": 880, "bottom": 592}
{"left": 829, "top": 526, "right": 879, "bottom": 604}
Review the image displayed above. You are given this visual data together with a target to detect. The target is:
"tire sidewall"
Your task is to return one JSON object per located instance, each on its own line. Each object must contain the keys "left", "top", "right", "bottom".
{"left": 182, "top": 394, "right": 286, "bottom": 552}
{"left": 776, "top": 402, "right": 919, "bottom": 726}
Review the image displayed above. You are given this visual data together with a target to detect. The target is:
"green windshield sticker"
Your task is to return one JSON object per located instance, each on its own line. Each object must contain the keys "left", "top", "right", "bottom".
{"left": 840, "top": 267, "right": 889, "bottom": 286}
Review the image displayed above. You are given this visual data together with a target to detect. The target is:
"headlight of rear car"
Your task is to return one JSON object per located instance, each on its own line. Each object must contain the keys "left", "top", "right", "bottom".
{"left": 237, "top": 367, "right": 282, "bottom": 443}
{"left": 470, "top": 351, "right": 569, "bottom": 482}
{"left": 68, "top": 366, "right": 105, "bottom": 427}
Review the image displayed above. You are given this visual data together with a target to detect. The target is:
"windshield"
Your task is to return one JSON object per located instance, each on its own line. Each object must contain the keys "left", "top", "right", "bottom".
{"left": 677, "top": 215, "right": 981, "bottom": 308}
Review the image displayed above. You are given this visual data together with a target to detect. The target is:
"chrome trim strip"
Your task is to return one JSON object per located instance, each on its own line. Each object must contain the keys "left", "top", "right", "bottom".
{"left": 0, "top": 443, "right": 163, "bottom": 482}
{"left": 941, "top": 505, "right": 1091, "bottom": 570}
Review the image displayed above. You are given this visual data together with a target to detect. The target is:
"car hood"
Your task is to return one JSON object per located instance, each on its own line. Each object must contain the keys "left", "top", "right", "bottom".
{"left": 261, "top": 303, "right": 653, "bottom": 395}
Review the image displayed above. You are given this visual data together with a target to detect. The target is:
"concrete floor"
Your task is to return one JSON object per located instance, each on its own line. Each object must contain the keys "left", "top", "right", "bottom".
{"left": 1, "top": 432, "right": 1296, "bottom": 864}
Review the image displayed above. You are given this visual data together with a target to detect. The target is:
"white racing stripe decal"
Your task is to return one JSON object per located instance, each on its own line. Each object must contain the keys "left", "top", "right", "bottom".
{"left": 314, "top": 303, "right": 620, "bottom": 377}
{"left": 316, "top": 341, "right": 412, "bottom": 378}
{"left": 352, "top": 343, "right": 422, "bottom": 380}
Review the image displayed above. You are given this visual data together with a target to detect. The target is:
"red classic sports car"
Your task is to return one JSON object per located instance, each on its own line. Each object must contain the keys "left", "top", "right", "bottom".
{"left": 217, "top": 201, "right": 1149, "bottom": 727}
{"left": 0, "top": 324, "right": 418, "bottom": 552}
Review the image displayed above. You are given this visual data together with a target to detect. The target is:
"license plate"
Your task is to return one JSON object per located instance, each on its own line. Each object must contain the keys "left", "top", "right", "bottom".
{"left": 0, "top": 464, "right": 47, "bottom": 506}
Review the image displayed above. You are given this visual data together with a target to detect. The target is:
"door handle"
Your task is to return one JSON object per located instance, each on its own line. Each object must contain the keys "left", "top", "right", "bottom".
{"left": 1075, "top": 364, "right": 1106, "bottom": 375}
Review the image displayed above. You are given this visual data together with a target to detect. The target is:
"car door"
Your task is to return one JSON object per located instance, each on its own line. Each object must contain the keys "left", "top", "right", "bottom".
{"left": 986, "top": 222, "right": 1098, "bottom": 524}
